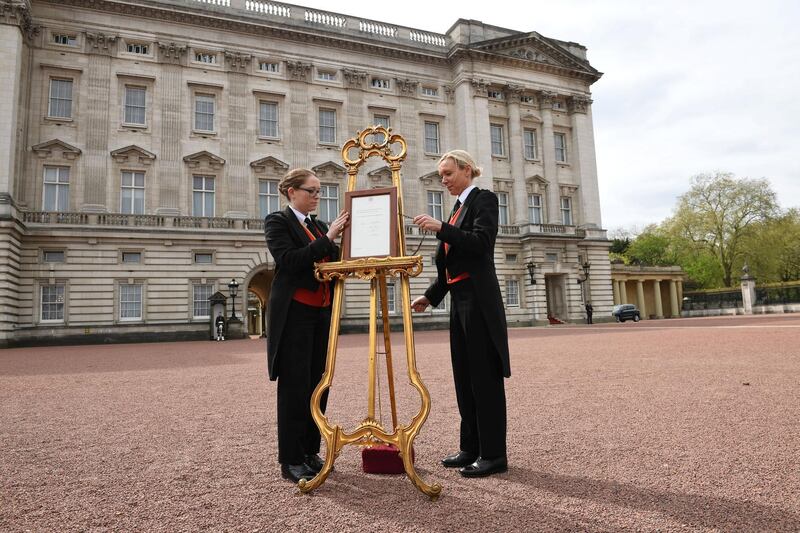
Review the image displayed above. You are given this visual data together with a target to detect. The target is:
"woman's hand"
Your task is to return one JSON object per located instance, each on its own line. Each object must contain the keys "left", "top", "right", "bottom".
{"left": 412, "top": 214, "right": 442, "bottom": 233}
{"left": 326, "top": 210, "right": 350, "bottom": 240}
{"left": 411, "top": 295, "right": 430, "bottom": 313}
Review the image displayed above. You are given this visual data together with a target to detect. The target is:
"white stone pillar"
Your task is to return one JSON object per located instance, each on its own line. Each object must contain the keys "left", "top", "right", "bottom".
{"left": 653, "top": 279, "right": 664, "bottom": 319}
{"left": 568, "top": 96, "right": 602, "bottom": 227}
{"left": 619, "top": 280, "right": 627, "bottom": 304}
{"left": 507, "top": 85, "right": 527, "bottom": 225}
{"left": 669, "top": 280, "right": 679, "bottom": 318}
{"left": 741, "top": 272, "right": 757, "bottom": 314}
{"left": 612, "top": 278, "right": 619, "bottom": 305}
{"left": 539, "top": 92, "right": 560, "bottom": 224}
{"left": 636, "top": 280, "right": 646, "bottom": 318}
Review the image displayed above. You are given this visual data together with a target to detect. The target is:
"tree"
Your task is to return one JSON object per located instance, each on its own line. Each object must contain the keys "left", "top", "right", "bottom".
{"left": 667, "top": 172, "right": 778, "bottom": 287}
{"left": 625, "top": 225, "right": 674, "bottom": 266}
{"left": 742, "top": 208, "right": 800, "bottom": 282}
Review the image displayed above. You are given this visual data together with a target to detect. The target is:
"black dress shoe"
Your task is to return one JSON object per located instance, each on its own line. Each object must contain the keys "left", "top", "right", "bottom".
{"left": 459, "top": 456, "right": 508, "bottom": 478}
{"left": 281, "top": 463, "right": 315, "bottom": 483}
{"left": 441, "top": 451, "right": 478, "bottom": 468}
{"left": 304, "top": 454, "right": 325, "bottom": 474}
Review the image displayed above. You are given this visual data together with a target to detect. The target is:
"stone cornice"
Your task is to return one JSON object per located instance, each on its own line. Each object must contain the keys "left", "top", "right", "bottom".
{"left": 450, "top": 47, "right": 601, "bottom": 84}
{"left": 31, "top": 138, "right": 82, "bottom": 159}
{"left": 110, "top": 145, "right": 156, "bottom": 165}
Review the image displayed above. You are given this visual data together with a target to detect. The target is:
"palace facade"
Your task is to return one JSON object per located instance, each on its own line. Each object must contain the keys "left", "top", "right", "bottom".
{"left": 0, "top": 0, "right": 610, "bottom": 346}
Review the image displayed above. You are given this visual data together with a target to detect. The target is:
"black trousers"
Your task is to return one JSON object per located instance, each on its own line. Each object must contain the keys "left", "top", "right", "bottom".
{"left": 449, "top": 282, "right": 507, "bottom": 459}
{"left": 275, "top": 300, "right": 330, "bottom": 464}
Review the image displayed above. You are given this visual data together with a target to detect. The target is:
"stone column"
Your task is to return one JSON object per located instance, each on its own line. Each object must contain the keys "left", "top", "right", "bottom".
{"left": 568, "top": 96, "right": 602, "bottom": 227}
{"left": 619, "top": 280, "right": 627, "bottom": 304}
{"left": 156, "top": 41, "right": 186, "bottom": 215}
{"left": 286, "top": 61, "right": 313, "bottom": 169}
{"left": 469, "top": 79, "right": 492, "bottom": 190}
{"left": 506, "top": 85, "right": 527, "bottom": 225}
{"left": 612, "top": 278, "right": 619, "bottom": 305}
{"left": 539, "top": 91, "right": 559, "bottom": 223}
{"left": 669, "top": 280, "right": 679, "bottom": 318}
{"left": 224, "top": 51, "right": 251, "bottom": 217}
{"left": 636, "top": 279, "right": 646, "bottom": 318}
{"left": 653, "top": 279, "right": 664, "bottom": 319}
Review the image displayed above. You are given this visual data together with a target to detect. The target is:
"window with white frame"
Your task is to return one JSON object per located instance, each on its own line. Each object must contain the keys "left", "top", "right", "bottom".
{"left": 318, "top": 184, "right": 339, "bottom": 223}
{"left": 259, "top": 61, "right": 280, "bottom": 72}
{"left": 528, "top": 193, "right": 542, "bottom": 224}
{"left": 505, "top": 279, "right": 520, "bottom": 307}
{"left": 195, "top": 52, "right": 216, "bottom": 64}
{"left": 121, "top": 171, "right": 145, "bottom": 214}
{"left": 119, "top": 283, "right": 143, "bottom": 320}
{"left": 371, "top": 78, "right": 390, "bottom": 89}
{"left": 48, "top": 79, "right": 73, "bottom": 119}
{"left": 259, "top": 179, "right": 280, "bottom": 218}
{"left": 43, "top": 166, "right": 70, "bottom": 212}
{"left": 192, "top": 175, "right": 215, "bottom": 217}
{"left": 319, "top": 108, "right": 336, "bottom": 144}
{"left": 554, "top": 132, "right": 567, "bottom": 162}
{"left": 318, "top": 70, "right": 336, "bottom": 81}
{"left": 421, "top": 86, "right": 439, "bottom": 97}
{"left": 561, "top": 197, "right": 573, "bottom": 225}
{"left": 126, "top": 42, "right": 149, "bottom": 55}
{"left": 194, "top": 252, "right": 213, "bottom": 264}
{"left": 53, "top": 33, "right": 77, "bottom": 46}
{"left": 41, "top": 283, "right": 65, "bottom": 322}
{"left": 497, "top": 192, "right": 509, "bottom": 225}
{"left": 427, "top": 191, "right": 443, "bottom": 220}
{"left": 194, "top": 94, "right": 215, "bottom": 132}
{"left": 43, "top": 250, "right": 65, "bottom": 263}
{"left": 490, "top": 124, "right": 505, "bottom": 156}
{"left": 424, "top": 121, "right": 440, "bottom": 154}
{"left": 124, "top": 86, "right": 146, "bottom": 125}
{"left": 193, "top": 283, "right": 213, "bottom": 318}
{"left": 259, "top": 101, "right": 279, "bottom": 138}
{"left": 523, "top": 129, "right": 537, "bottom": 159}
{"left": 385, "top": 281, "right": 396, "bottom": 314}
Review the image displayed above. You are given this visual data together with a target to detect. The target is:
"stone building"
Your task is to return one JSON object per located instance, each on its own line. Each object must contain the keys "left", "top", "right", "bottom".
{"left": 0, "top": 0, "right": 610, "bottom": 346}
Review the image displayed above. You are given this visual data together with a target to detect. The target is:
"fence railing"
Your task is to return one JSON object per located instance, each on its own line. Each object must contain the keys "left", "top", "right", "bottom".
{"left": 683, "top": 281, "right": 800, "bottom": 310}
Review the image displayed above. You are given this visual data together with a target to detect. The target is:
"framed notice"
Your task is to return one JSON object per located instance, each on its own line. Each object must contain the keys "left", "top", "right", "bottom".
{"left": 343, "top": 187, "right": 399, "bottom": 260}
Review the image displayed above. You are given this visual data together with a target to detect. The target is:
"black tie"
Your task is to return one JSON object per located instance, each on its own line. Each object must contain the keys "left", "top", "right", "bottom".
{"left": 449, "top": 199, "right": 462, "bottom": 222}
{"left": 304, "top": 217, "right": 320, "bottom": 238}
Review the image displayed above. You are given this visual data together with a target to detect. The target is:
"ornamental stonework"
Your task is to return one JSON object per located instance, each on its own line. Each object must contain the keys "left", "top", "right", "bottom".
{"left": 342, "top": 68, "right": 367, "bottom": 88}
{"left": 157, "top": 41, "right": 187, "bottom": 64}
{"left": 471, "top": 78, "right": 488, "bottom": 98}
{"left": 286, "top": 61, "right": 312, "bottom": 81}
{"left": 224, "top": 51, "right": 252, "bottom": 72}
{"left": 568, "top": 96, "right": 592, "bottom": 114}
{"left": 84, "top": 32, "right": 117, "bottom": 55}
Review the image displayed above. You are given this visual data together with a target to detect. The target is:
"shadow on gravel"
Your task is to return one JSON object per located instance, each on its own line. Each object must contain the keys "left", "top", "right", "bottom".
{"left": 509, "top": 468, "right": 800, "bottom": 531}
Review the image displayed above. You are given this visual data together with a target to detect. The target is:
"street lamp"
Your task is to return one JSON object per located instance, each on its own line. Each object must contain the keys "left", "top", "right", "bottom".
{"left": 228, "top": 278, "right": 239, "bottom": 320}
{"left": 576, "top": 261, "right": 591, "bottom": 284}
{"left": 525, "top": 262, "right": 537, "bottom": 285}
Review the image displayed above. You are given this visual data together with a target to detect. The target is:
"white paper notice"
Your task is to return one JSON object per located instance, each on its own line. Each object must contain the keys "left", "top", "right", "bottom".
{"left": 350, "top": 194, "right": 391, "bottom": 257}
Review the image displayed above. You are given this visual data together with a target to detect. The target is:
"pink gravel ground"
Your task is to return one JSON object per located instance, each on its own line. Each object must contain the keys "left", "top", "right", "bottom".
{"left": 1, "top": 314, "right": 799, "bottom": 532}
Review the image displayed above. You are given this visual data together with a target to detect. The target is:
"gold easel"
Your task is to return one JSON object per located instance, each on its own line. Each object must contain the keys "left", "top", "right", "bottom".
{"left": 298, "top": 126, "right": 442, "bottom": 499}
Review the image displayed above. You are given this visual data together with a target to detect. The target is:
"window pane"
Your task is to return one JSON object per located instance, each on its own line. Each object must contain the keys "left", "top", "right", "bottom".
{"left": 524, "top": 129, "right": 537, "bottom": 159}
{"left": 49, "top": 79, "right": 73, "bottom": 118}
{"left": 319, "top": 109, "right": 336, "bottom": 143}
{"left": 490, "top": 124, "right": 504, "bottom": 156}
{"left": 497, "top": 192, "right": 509, "bottom": 225}
{"left": 120, "top": 284, "right": 142, "bottom": 319}
{"left": 528, "top": 194, "right": 542, "bottom": 224}
{"left": 424, "top": 122, "right": 439, "bottom": 154}
{"left": 41, "top": 284, "right": 65, "bottom": 321}
{"left": 259, "top": 101, "right": 278, "bottom": 137}
{"left": 427, "top": 191, "right": 443, "bottom": 220}
{"left": 193, "top": 284, "right": 213, "bottom": 318}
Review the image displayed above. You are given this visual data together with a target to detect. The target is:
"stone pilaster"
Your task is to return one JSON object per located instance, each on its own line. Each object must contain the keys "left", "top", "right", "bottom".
{"left": 157, "top": 64, "right": 182, "bottom": 214}
{"left": 669, "top": 280, "right": 679, "bottom": 317}
{"left": 653, "top": 279, "right": 663, "bottom": 318}
{"left": 469, "top": 78, "right": 491, "bottom": 190}
{"left": 636, "top": 279, "right": 646, "bottom": 318}
{"left": 539, "top": 91, "right": 559, "bottom": 223}
{"left": 506, "top": 84, "right": 526, "bottom": 224}
{"left": 569, "top": 95, "right": 601, "bottom": 227}
{"left": 225, "top": 70, "right": 248, "bottom": 216}
{"left": 81, "top": 41, "right": 115, "bottom": 211}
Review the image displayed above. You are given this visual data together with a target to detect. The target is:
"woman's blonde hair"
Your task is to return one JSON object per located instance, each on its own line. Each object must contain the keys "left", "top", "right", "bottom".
{"left": 437, "top": 150, "right": 482, "bottom": 178}
{"left": 278, "top": 168, "right": 316, "bottom": 199}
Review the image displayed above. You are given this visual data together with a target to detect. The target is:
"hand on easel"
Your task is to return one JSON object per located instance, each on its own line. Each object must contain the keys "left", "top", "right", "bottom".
{"left": 326, "top": 210, "right": 350, "bottom": 240}
{"left": 411, "top": 295, "right": 430, "bottom": 312}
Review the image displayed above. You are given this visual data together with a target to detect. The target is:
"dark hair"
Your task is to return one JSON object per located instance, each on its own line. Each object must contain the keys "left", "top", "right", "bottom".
{"left": 278, "top": 168, "right": 316, "bottom": 199}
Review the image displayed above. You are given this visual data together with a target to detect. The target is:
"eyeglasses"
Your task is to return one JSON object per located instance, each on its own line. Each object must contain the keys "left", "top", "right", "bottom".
{"left": 296, "top": 186, "right": 322, "bottom": 197}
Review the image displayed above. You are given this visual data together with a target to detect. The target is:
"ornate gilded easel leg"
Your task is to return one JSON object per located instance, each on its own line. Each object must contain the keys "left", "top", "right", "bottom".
{"left": 398, "top": 429, "right": 442, "bottom": 500}
{"left": 300, "top": 279, "right": 346, "bottom": 495}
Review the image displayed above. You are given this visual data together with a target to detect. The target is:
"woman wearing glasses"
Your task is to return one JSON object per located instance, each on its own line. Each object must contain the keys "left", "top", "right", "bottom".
{"left": 264, "top": 168, "right": 349, "bottom": 483}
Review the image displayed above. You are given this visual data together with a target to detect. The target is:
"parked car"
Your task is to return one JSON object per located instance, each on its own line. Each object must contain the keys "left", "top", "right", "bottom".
{"left": 612, "top": 304, "right": 641, "bottom": 322}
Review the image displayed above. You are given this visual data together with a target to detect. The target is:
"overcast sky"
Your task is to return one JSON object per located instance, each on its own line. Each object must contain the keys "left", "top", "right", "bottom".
{"left": 295, "top": 0, "right": 800, "bottom": 232}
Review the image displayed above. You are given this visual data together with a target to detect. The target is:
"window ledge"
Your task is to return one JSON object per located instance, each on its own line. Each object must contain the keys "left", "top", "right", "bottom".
{"left": 44, "top": 116, "right": 74, "bottom": 124}
{"left": 121, "top": 123, "right": 148, "bottom": 132}
{"left": 257, "top": 136, "right": 281, "bottom": 143}
{"left": 191, "top": 130, "right": 218, "bottom": 137}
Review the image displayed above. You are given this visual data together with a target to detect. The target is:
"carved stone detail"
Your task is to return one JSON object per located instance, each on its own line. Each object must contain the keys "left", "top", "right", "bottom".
{"left": 286, "top": 61, "right": 313, "bottom": 81}
{"left": 471, "top": 78, "right": 488, "bottom": 98}
{"left": 250, "top": 156, "right": 289, "bottom": 175}
{"left": 443, "top": 84, "right": 454, "bottom": 103}
{"left": 538, "top": 91, "right": 557, "bottom": 107}
{"left": 157, "top": 41, "right": 187, "bottom": 65}
{"left": 224, "top": 51, "right": 252, "bottom": 72}
{"left": 568, "top": 95, "right": 592, "bottom": 114}
{"left": 1, "top": 0, "right": 37, "bottom": 41}
{"left": 31, "top": 139, "right": 82, "bottom": 160}
{"left": 506, "top": 83, "right": 524, "bottom": 104}
{"left": 395, "top": 78, "right": 419, "bottom": 95}
{"left": 110, "top": 145, "right": 156, "bottom": 165}
{"left": 84, "top": 32, "right": 118, "bottom": 56}
{"left": 508, "top": 47, "right": 552, "bottom": 64}
{"left": 311, "top": 161, "right": 346, "bottom": 180}
{"left": 342, "top": 68, "right": 367, "bottom": 88}
{"left": 183, "top": 151, "right": 225, "bottom": 171}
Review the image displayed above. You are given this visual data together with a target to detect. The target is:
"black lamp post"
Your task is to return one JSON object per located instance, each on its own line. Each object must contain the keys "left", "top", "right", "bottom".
{"left": 525, "top": 262, "right": 537, "bottom": 285}
{"left": 228, "top": 278, "right": 239, "bottom": 320}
